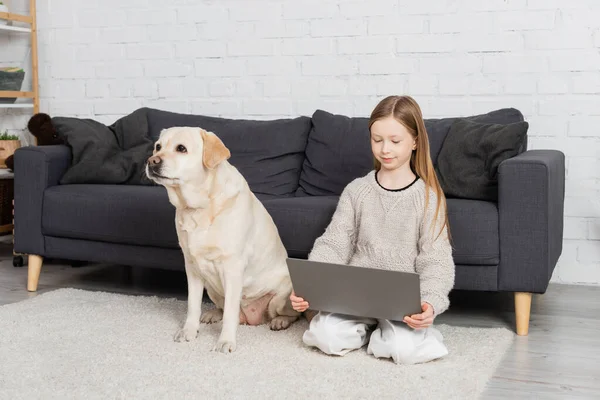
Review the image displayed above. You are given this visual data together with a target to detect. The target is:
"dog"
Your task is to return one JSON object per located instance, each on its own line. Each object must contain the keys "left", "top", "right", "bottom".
{"left": 145, "top": 126, "right": 300, "bottom": 353}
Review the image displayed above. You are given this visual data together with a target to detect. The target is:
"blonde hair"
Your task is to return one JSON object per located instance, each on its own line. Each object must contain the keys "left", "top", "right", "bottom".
{"left": 368, "top": 95, "right": 450, "bottom": 240}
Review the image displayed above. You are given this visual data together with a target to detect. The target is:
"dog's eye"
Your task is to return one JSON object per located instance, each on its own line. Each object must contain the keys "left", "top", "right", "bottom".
{"left": 176, "top": 145, "right": 187, "bottom": 153}
{"left": 155, "top": 144, "right": 161, "bottom": 151}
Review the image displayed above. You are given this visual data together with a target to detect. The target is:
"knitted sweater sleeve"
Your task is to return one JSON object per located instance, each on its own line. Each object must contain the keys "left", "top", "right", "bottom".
{"left": 308, "top": 182, "right": 357, "bottom": 264}
{"left": 414, "top": 188, "right": 455, "bottom": 315}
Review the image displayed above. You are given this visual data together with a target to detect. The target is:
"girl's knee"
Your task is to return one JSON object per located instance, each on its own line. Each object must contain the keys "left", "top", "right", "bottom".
{"left": 302, "top": 312, "right": 372, "bottom": 356}
{"left": 368, "top": 322, "right": 448, "bottom": 364}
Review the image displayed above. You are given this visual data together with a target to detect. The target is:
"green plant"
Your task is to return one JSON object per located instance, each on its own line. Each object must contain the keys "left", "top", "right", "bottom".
{"left": 0, "top": 130, "right": 19, "bottom": 140}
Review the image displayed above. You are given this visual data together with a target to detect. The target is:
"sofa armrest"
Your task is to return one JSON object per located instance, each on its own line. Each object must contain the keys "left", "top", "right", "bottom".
{"left": 14, "top": 145, "right": 72, "bottom": 255}
{"left": 498, "top": 149, "right": 565, "bottom": 293}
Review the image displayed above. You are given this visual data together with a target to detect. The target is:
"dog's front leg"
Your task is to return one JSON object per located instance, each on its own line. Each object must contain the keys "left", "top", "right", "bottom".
{"left": 214, "top": 262, "right": 243, "bottom": 353}
{"left": 174, "top": 265, "right": 205, "bottom": 342}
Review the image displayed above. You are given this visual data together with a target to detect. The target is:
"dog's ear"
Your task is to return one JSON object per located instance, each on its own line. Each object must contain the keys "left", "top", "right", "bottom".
{"left": 200, "top": 129, "right": 230, "bottom": 169}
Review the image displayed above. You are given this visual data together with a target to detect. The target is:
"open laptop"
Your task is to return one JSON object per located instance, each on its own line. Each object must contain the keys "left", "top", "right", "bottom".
{"left": 286, "top": 258, "right": 422, "bottom": 322}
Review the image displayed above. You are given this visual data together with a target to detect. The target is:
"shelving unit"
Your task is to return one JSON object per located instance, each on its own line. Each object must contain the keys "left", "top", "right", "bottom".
{"left": 0, "top": 103, "right": 33, "bottom": 108}
{"left": 0, "top": 1, "right": 38, "bottom": 265}
{"left": 0, "top": 24, "right": 30, "bottom": 33}
{"left": 0, "top": 0, "right": 39, "bottom": 113}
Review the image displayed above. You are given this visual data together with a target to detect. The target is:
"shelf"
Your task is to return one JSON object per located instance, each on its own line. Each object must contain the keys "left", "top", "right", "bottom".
{"left": 0, "top": 1, "right": 38, "bottom": 117}
{"left": 0, "top": 24, "right": 31, "bottom": 33}
{"left": 0, "top": 103, "right": 34, "bottom": 108}
{"left": 0, "top": 12, "right": 33, "bottom": 24}
{"left": 0, "top": 91, "right": 34, "bottom": 98}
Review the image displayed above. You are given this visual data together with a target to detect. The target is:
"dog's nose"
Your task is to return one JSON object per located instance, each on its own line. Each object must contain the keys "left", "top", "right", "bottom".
{"left": 148, "top": 155, "right": 162, "bottom": 165}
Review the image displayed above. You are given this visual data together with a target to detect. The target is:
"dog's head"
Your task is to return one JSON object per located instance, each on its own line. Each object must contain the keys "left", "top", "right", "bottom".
{"left": 145, "top": 127, "right": 231, "bottom": 186}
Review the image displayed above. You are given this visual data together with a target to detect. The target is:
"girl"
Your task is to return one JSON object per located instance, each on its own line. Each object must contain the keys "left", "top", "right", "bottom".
{"left": 290, "top": 95, "right": 455, "bottom": 365}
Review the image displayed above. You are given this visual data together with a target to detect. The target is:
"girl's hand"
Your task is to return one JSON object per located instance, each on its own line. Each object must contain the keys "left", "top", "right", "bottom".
{"left": 404, "top": 302, "right": 434, "bottom": 329}
{"left": 290, "top": 290, "right": 309, "bottom": 313}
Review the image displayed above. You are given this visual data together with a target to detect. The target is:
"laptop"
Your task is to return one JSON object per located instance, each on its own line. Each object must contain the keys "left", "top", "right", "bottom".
{"left": 286, "top": 258, "right": 422, "bottom": 322}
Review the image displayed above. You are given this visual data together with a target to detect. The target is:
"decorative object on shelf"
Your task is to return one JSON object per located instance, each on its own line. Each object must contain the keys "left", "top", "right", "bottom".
{"left": 0, "top": 0, "right": 38, "bottom": 113}
{"left": 27, "top": 112, "right": 63, "bottom": 146}
{"left": 0, "top": 130, "right": 21, "bottom": 169}
{"left": 0, "top": 2, "right": 8, "bottom": 25}
{"left": 4, "top": 113, "right": 63, "bottom": 171}
{"left": 0, "top": 67, "right": 26, "bottom": 104}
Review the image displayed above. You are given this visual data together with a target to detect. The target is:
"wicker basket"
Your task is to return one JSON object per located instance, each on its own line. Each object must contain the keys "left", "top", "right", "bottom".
{"left": 0, "top": 139, "right": 21, "bottom": 168}
{"left": 0, "top": 67, "right": 26, "bottom": 104}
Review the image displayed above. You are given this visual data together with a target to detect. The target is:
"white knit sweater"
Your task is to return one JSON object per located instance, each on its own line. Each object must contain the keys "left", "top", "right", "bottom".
{"left": 308, "top": 170, "right": 455, "bottom": 315}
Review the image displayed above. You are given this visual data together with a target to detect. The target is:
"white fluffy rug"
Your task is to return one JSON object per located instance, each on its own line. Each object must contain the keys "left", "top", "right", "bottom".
{"left": 0, "top": 289, "right": 513, "bottom": 399}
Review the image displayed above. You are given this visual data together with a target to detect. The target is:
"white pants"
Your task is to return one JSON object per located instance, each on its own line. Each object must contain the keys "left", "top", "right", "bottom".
{"left": 302, "top": 312, "right": 448, "bottom": 364}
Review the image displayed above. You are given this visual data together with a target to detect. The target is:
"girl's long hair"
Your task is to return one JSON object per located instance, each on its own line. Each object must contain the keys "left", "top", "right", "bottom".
{"left": 368, "top": 95, "right": 450, "bottom": 240}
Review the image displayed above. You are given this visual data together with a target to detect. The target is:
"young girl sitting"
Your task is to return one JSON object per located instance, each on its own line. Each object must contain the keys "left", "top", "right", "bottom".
{"left": 290, "top": 95, "right": 455, "bottom": 365}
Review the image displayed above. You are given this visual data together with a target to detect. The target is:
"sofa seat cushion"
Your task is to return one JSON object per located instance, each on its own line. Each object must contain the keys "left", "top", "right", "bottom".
{"left": 42, "top": 184, "right": 281, "bottom": 249}
{"left": 264, "top": 196, "right": 499, "bottom": 266}
{"left": 446, "top": 198, "right": 499, "bottom": 265}
{"left": 42, "top": 186, "right": 498, "bottom": 266}
{"left": 42, "top": 185, "right": 180, "bottom": 248}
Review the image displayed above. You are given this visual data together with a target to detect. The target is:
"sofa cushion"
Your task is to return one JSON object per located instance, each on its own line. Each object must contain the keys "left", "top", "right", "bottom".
{"left": 42, "top": 185, "right": 179, "bottom": 248}
{"left": 446, "top": 198, "right": 499, "bottom": 266}
{"left": 41, "top": 184, "right": 278, "bottom": 249}
{"left": 297, "top": 108, "right": 525, "bottom": 196}
{"left": 425, "top": 107, "right": 526, "bottom": 162}
{"left": 262, "top": 196, "right": 340, "bottom": 258}
{"left": 435, "top": 119, "right": 529, "bottom": 201}
{"left": 42, "top": 186, "right": 498, "bottom": 266}
{"left": 264, "top": 196, "right": 499, "bottom": 266}
{"left": 296, "top": 110, "right": 372, "bottom": 197}
{"left": 145, "top": 108, "right": 312, "bottom": 197}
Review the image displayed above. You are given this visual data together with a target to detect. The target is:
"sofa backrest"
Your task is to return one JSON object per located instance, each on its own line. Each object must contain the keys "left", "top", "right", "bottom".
{"left": 296, "top": 108, "right": 526, "bottom": 197}
{"left": 145, "top": 108, "right": 312, "bottom": 198}
{"left": 143, "top": 106, "right": 526, "bottom": 199}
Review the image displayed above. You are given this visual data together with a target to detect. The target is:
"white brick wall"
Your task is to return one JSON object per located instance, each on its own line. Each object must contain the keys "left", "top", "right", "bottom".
{"left": 2, "top": 0, "right": 599, "bottom": 285}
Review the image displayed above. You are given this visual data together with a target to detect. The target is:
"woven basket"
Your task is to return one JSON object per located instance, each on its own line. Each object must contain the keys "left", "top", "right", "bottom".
{"left": 0, "top": 140, "right": 20, "bottom": 168}
{"left": 0, "top": 67, "right": 26, "bottom": 104}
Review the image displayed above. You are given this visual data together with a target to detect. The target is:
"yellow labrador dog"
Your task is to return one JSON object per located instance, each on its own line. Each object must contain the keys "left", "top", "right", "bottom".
{"left": 146, "top": 127, "right": 299, "bottom": 353}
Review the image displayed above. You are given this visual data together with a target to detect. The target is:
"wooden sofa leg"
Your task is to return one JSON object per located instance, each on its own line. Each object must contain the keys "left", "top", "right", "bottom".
{"left": 27, "top": 255, "right": 44, "bottom": 292}
{"left": 514, "top": 292, "right": 532, "bottom": 336}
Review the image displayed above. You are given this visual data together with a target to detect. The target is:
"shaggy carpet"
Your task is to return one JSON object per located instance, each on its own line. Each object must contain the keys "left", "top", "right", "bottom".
{"left": 0, "top": 289, "right": 514, "bottom": 399}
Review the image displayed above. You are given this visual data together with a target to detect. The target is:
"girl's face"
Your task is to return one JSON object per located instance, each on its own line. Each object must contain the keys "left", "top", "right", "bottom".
{"left": 370, "top": 116, "right": 417, "bottom": 172}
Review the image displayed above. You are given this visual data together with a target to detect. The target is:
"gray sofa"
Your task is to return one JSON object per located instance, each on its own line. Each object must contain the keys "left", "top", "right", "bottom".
{"left": 13, "top": 107, "right": 565, "bottom": 336}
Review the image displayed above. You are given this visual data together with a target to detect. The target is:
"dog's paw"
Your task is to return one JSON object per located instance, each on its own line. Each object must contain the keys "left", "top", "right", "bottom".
{"left": 270, "top": 316, "right": 296, "bottom": 331}
{"left": 173, "top": 323, "right": 199, "bottom": 342}
{"left": 213, "top": 338, "right": 237, "bottom": 353}
{"left": 200, "top": 309, "right": 223, "bottom": 324}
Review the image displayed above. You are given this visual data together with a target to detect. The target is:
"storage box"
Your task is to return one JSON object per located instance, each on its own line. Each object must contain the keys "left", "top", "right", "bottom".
{"left": 0, "top": 67, "right": 26, "bottom": 104}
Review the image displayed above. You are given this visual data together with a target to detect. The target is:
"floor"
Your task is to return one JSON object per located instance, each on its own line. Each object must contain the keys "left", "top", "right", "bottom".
{"left": 1, "top": 238, "right": 599, "bottom": 399}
